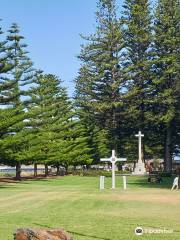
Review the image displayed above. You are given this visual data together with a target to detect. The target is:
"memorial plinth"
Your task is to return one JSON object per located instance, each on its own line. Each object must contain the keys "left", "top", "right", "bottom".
{"left": 133, "top": 131, "right": 147, "bottom": 175}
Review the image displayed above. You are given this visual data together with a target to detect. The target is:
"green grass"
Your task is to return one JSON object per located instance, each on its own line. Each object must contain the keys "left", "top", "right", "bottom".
{"left": 0, "top": 175, "right": 179, "bottom": 240}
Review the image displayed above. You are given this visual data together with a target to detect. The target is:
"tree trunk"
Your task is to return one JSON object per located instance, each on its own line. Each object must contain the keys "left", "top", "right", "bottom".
{"left": 112, "top": 107, "right": 117, "bottom": 151}
{"left": 56, "top": 163, "right": 60, "bottom": 175}
{"left": 64, "top": 165, "right": 68, "bottom": 175}
{"left": 140, "top": 95, "right": 145, "bottom": 162}
{"left": 34, "top": 163, "right": 37, "bottom": 177}
{"left": 164, "top": 126, "right": 172, "bottom": 173}
{"left": 16, "top": 162, "right": 21, "bottom": 180}
{"left": 142, "top": 142, "right": 145, "bottom": 162}
{"left": 45, "top": 164, "right": 48, "bottom": 177}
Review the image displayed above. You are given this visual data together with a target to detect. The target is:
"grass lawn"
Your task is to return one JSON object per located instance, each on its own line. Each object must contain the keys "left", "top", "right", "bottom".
{"left": 0, "top": 175, "right": 179, "bottom": 240}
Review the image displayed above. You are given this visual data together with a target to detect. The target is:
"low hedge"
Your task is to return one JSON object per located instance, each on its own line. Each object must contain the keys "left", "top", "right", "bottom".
{"left": 150, "top": 171, "right": 172, "bottom": 177}
{"left": 68, "top": 169, "right": 130, "bottom": 177}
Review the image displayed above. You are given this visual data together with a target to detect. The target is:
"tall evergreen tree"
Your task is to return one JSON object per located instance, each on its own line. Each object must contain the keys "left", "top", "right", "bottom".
{"left": 27, "top": 74, "right": 92, "bottom": 175}
{"left": 151, "top": 0, "right": 180, "bottom": 171}
{"left": 75, "top": 0, "right": 124, "bottom": 158}
{"left": 25, "top": 74, "right": 69, "bottom": 174}
{"left": 0, "top": 23, "right": 37, "bottom": 179}
{"left": 64, "top": 116, "right": 93, "bottom": 171}
{"left": 0, "top": 21, "right": 19, "bottom": 168}
{"left": 0, "top": 20, "right": 15, "bottom": 139}
{"left": 121, "top": 0, "right": 152, "bottom": 160}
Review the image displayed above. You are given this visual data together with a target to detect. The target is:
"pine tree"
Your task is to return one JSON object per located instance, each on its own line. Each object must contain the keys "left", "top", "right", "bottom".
{"left": 27, "top": 74, "right": 93, "bottom": 175}
{"left": 25, "top": 74, "right": 68, "bottom": 174}
{"left": 0, "top": 21, "right": 18, "bottom": 167}
{"left": 0, "top": 23, "right": 37, "bottom": 179}
{"left": 75, "top": 0, "right": 124, "bottom": 158}
{"left": 174, "top": 77, "right": 180, "bottom": 157}
{"left": 151, "top": 0, "right": 180, "bottom": 172}
{"left": 121, "top": 0, "right": 152, "bottom": 160}
{"left": 0, "top": 20, "right": 15, "bottom": 138}
{"left": 63, "top": 116, "right": 93, "bottom": 171}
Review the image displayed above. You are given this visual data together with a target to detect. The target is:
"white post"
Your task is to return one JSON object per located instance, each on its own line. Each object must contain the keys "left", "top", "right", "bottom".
{"left": 112, "top": 162, "right": 115, "bottom": 189}
{"left": 112, "top": 150, "right": 115, "bottom": 189}
{"left": 139, "top": 132, "right": 142, "bottom": 163}
{"left": 100, "top": 176, "right": 105, "bottom": 190}
{"left": 135, "top": 131, "right": 144, "bottom": 163}
{"left": 112, "top": 150, "right": 115, "bottom": 159}
{"left": 123, "top": 176, "right": 127, "bottom": 190}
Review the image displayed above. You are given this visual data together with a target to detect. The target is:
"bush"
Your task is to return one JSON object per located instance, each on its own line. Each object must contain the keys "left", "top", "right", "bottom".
{"left": 159, "top": 172, "right": 172, "bottom": 177}
{"left": 0, "top": 172, "right": 15, "bottom": 177}
{"left": 150, "top": 171, "right": 172, "bottom": 177}
{"left": 68, "top": 169, "right": 130, "bottom": 177}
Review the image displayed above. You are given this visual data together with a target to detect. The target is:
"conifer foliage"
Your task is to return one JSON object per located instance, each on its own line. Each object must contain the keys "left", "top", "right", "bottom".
{"left": 0, "top": 0, "right": 179, "bottom": 176}
{"left": 75, "top": 0, "right": 124, "bottom": 158}
{"left": 75, "top": 0, "right": 179, "bottom": 171}
{"left": 151, "top": 0, "right": 180, "bottom": 171}
{"left": 121, "top": 0, "right": 155, "bottom": 162}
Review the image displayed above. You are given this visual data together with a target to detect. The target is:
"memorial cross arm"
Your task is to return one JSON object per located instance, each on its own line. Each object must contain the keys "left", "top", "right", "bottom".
{"left": 135, "top": 131, "right": 144, "bottom": 138}
{"left": 115, "top": 158, "right": 127, "bottom": 162}
{"left": 100, "top": 158, "right": 111, "bottom": 162}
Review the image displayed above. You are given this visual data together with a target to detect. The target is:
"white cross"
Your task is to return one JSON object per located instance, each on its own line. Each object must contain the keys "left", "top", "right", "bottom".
{"left": 100, "top": 150, "right": 127, "bottom": 189}
{"left": 135, "top": 131, "right": 144, "bottom": 164}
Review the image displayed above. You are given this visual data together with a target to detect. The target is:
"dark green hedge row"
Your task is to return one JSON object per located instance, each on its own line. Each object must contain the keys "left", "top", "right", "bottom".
{"left": 68, "top": 169, "right": 130, "bottom": 177}
{"left": 68, "top": 170, "right": 173, "bottom": 177}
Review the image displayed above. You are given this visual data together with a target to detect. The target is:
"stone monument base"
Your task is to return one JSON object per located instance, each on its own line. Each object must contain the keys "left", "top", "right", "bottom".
{"left": 133, "top": 162, "right": 147, "bottom": 175}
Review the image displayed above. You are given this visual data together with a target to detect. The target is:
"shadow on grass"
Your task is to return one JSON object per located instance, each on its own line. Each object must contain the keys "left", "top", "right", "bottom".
{"left": 0, "top": 175, "right": 57, "bottom": 184}
{"left": 128, "top": 176, "right": 173, "bottom": 189}
{"left": 33, "top": 223, "right": 111, "bottom": 240}
{"left": 0, "top": 184, "right": 17, "bottom": 189}
{"left": 0, "top": 175, "right": 174, "bottom": 190}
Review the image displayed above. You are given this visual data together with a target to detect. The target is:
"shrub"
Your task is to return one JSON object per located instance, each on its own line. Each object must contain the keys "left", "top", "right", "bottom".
{"left": 68, "top": 169, "right": 130, "bottom": 177}
{"left": 159, "top": 172, "right": 172, "bottom": 177}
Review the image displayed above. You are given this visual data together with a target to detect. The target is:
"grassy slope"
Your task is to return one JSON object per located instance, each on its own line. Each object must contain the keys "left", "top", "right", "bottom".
{"left": 0, "top": 176, "right": 179, "bottom": 240}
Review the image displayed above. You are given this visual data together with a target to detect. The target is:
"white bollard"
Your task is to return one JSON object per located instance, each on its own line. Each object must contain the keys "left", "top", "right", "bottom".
{"left": 123, "top": 176, "right": 127, "bottom": 190}
{"left": 100, "top": 176, "right": 105, "bottom": 190}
